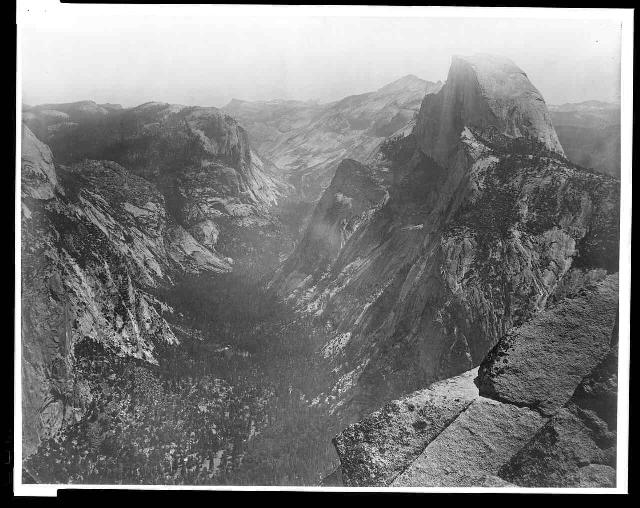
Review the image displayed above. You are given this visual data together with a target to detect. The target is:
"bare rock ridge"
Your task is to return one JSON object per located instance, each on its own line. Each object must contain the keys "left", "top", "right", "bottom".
{"left": 274, "top": 54, "right": 619, "bottom": 479}
{"left": 415, "top": 54, "right": 564, "bottom": 166}
{"left": 20, "top": 124, "right": 231, "bottom": 458}
{"left": 333, "top": 275, "right": 619, "bottom": 487}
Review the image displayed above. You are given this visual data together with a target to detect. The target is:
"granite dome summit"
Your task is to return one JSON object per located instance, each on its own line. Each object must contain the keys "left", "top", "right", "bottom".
{"left": 415, "top": 54, "right": 564, "bottom": 165}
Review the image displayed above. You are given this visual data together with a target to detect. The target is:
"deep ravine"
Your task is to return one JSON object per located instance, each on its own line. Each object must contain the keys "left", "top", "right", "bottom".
{"left": 24, "top": 246, "right": 345, "bottom": 485}
{"left": 20, "top": 103, "right": 342, "bottom": 485}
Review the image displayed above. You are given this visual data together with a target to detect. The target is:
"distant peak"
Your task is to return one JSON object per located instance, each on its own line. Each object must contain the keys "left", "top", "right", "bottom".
{"left": 133, "top": 101, "right": 173, "bottom": 110}
{"left": 549, "top": 100, "right": 620, "bottom": 112}
{"left": 33, "top": 99, "right": 97, "bottom": 109}
{"left": 377, "top": 74, "right": 430, "bottom": 94}
{"left": 225, "top": 98, "right": 246, "bottom": 108}
{"left": 396, "top": 74, "right": 424, "bottom": 83}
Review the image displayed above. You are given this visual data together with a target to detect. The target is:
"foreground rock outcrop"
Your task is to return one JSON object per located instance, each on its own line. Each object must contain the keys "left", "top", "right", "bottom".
{"left": 499, "top": 346, "right": 618, "bottom": 487}
{"left": 332, "top": 275, "right": 619, "bottom": 487}
{"left": 476, "top": 274, "right": 618, "bottom": 415}
{"left": 332, "top": 368, "right": 479, "bottom": 486}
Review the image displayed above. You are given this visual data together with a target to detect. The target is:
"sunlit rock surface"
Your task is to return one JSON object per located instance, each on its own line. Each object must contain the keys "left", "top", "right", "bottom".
{"left": 334, "top": 368, "right": 479, "bottom": 486}
{"left": 21, "top": 125, "right": 59, "bottom": 200}
{"left": 392, "top": 397, "right": 545, "bottom": 487}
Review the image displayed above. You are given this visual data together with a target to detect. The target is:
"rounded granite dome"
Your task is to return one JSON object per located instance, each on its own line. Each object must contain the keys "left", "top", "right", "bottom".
{"left": 414, "top": 53, "right": 564, "bottom": 166}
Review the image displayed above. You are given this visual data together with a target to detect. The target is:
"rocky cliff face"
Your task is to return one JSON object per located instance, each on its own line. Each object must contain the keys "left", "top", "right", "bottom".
{"left": 21, "top": 124, "right": 232, "bottom": 457}
{"left": 275, "top": 54, "right": 619, "bottom": 447}
{"left": 21, "top": 126, "right": 59, "bottom": 200}
{"left": 271, "top": 158, "right": 389, "bottom": 295}
{"left": 333, "top": 274, "right": 618, "bottom": 488}
{"left": 225, "top": 76, "right": 443, "bottom": 200}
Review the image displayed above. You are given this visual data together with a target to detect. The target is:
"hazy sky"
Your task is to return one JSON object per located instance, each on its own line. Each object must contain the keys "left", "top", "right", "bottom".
{"left": 19, "top": 3, "right": 623, "bottom": 108}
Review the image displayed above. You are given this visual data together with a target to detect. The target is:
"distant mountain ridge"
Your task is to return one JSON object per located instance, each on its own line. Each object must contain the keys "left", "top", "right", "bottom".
{"left": 548, "top": 100, "right": 620, "bottom": 177}
{"left": 224, "top": 75, "right": 443, "bottom": 200}
{"left": 550, "top": 100, "right": 620, "bottom": 112}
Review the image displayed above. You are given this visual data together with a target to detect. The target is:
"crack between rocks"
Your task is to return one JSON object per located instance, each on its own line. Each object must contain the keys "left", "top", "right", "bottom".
{"left": 385, "top": 398, "right": 477, "bottom": 485}
{"left": 482, "top": 391, "right": 550, "bottom": 417}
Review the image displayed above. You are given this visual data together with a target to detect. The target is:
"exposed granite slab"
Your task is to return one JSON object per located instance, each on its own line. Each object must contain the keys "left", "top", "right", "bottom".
{"left": 498, "top": 406, "right": 616, "bottom": 488}
{"left": 391, "top": 397, "right": 545, "bottom": 487}
{"left": 498, "top": 347, "right": 619, "bottom": 488}
{"left": 476, "top": 274, "right": 618, "bottom": 415}
{"left": 334, "top": 368, "right": 479, "bottom": 486}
